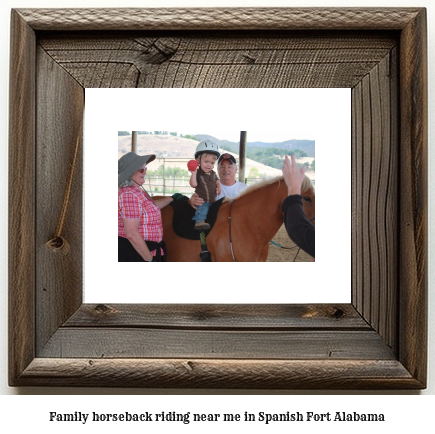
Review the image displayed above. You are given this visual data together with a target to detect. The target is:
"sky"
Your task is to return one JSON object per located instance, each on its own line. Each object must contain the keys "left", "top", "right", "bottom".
{"left": 169, "top": 131, "right": 307, "bottom": 143}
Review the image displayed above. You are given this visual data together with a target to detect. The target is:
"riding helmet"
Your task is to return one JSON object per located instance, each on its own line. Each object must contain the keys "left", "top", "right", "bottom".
{"left": 194, "top": 140, "right": 220, "bottom": 159}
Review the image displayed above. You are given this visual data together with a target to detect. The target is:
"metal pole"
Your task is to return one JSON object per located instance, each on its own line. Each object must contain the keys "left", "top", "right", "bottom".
{"left": 132, "top": 131, "right": 138, "bottom": 153}
{"left": 239, "top": 131, "right": 247, "bottom": 183}
{"left": 163, "top": 159, "right": 166, "bottom": 196}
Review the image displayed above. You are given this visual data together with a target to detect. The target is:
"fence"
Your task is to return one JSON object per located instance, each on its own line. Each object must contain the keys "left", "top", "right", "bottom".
{"left": 145, "top": 157, "right": 314, "bottom": 196}
{"left": 145, "top": 175, "right": 195, "bottom": 197}
{"left": 145, "top": 176, "right": 265, "bottom": 196}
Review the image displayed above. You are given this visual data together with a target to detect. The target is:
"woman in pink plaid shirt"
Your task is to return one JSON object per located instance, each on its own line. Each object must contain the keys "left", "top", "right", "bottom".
{"left": 118, "top": 152, "right": 173, "bottom": 262}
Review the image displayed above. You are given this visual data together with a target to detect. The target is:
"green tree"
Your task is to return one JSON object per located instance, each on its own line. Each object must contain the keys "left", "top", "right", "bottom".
{"left": 291, "top": 149, "right": 308, "bottom": 159}
{"left": 269, "top": 156, "right": 283, "bottom": 169}
{"left": 147, "top": 164, "right": 165, "bottom": 177}
{"left": 184, "top": 134, "right": 199, "bottom": 141}
{"left": 148, "top": 165, "right": 189, "bottom": 178}
{"left": 293, "top": 151, "right": 302, "bottom": 160}
{"left": 248, "top": 167, "right": 260, "bottom": 178}
{"left": 168, "top": 167, "right": 189, "bottom": 178}
{"left": 118, "top": 131, "right": 130, "bottom": 136}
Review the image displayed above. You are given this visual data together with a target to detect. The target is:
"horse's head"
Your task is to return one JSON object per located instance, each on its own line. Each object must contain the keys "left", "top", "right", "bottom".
{"left": 301, "top": 176, "right": 315, "bottom": 226}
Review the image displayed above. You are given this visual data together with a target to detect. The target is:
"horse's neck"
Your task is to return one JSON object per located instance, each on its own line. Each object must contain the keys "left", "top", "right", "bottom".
{"left": 236, "top": 179, "right": 287, "bottom": 242}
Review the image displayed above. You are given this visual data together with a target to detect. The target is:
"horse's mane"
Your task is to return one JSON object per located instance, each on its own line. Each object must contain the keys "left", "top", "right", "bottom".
{"left": 302, "top": 175, "right": 315, "bottom": 195}
{"left": 223, "top": 174, "right": 314, "bottom": 202}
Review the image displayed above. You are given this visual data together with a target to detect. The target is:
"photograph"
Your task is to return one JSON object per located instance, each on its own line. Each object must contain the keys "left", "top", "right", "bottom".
{"left": 2, "top": 2, "right": 432, "bottom": 406}
{"left": 85, "top": 87, "right": 350, "bottom": 304}
{"left": 117, "top": 130, "right": 316, "bottom": 263}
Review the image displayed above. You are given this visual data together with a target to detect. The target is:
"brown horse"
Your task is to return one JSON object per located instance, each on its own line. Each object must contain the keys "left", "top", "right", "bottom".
{"left": 158, "top": 175, "right": 315, "bottom": 262}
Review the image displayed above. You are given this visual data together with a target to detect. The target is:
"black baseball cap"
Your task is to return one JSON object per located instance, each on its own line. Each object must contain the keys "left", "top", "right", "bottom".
{"left": 218, "top": 153, "right": 237, "bottom": 165}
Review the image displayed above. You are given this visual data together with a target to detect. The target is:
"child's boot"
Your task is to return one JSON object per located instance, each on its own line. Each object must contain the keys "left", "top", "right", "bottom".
{"left": 194, "top": 220, "right": 210, "bottom": 231}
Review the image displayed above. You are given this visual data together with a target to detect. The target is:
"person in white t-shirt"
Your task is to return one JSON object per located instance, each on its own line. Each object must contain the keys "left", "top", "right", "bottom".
{"left": 189, "top": 153, "right": 248, "bottom": 209}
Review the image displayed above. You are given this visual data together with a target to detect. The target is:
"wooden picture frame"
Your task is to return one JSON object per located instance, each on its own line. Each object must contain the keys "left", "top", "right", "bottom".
{"left": 9, "top": 8, "right": 427, "bottom": 389}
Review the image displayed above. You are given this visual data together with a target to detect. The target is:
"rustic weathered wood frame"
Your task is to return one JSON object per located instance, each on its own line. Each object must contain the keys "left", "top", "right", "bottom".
{"left": 9, "top": 8, "right": 427, "bottom": 389}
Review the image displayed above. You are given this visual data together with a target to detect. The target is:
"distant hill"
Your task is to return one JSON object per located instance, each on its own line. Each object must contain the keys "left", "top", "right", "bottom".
{"left": 119, "top": 133, "right": 315, "bottom": 157}
{"left": 118, "top": 134, "right": 199, "bottom": 158}
{"left": 118, "top": 133, "right": 315, "bottom": 175}
{"left": 196, "top": 134, "right": 315, "bottom": 157}
{"left": 117, "top": 134, "right": 291, "bottom": 178}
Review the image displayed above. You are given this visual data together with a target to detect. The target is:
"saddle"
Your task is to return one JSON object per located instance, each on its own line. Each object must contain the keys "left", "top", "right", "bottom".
{"left": 170, "top": 196, "right": 224, "bottom": 240}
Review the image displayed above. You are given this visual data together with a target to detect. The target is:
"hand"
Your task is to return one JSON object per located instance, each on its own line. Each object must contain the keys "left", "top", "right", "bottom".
{"left": 144, "top": 252, "right": 154, "bottom": 261}
{"left": 187, "top": 160, "right": 199, "bottom": 172}
{"left": 282, "top": 154, "right": 306, "bottom": 196}
{"left": 188, "top": 193, "right": 204, "bottom": 210}
{"left": 216, "top": 183, "right": 221, "bottom": 196}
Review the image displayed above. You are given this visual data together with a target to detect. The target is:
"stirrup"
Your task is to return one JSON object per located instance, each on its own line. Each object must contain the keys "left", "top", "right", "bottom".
{"left": 199, "top": 230, "right": 211, "bottom": 262}
{"left": 200, "top": 250, "right": 211, "bottom": 261}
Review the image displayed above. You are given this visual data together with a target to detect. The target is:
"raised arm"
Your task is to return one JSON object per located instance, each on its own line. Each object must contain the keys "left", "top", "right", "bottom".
{"left": 189, "top": 168, "right": 198, "bottom": 188}
{"left": 282, "top": 154, "right": 306, "bottom": 196}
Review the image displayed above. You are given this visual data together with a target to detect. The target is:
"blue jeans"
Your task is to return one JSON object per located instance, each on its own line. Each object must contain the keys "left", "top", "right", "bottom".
{"left": 192, "top": 202, "right": 212, "bottom": 221}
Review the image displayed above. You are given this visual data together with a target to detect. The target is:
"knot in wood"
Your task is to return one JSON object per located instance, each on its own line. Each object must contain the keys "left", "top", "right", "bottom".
{"left": 332, "top": 308, "right": 345, "bottom": 319}
{"left": 243, "top": 53, "right": 256, "bottom": 64}
{"left": 94, "top": 304, "right": 116, "bottom": 315}
{"left": 45, "top": 236, "right": 71, "bottom": 255}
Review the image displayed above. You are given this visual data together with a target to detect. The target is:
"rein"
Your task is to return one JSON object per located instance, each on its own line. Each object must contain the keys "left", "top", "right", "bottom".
{"left": 270, "top": 240, "right": 299, "bottom": 250}
{"left": 228, "top": 199, "right": 236, "bottom": 262}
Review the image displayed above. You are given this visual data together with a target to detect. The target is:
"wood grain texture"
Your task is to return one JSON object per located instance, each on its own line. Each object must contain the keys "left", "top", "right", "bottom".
{"left": 17, "top": 358, "right": 420, "bottom": 389}
{"left": 38, "top": 33, "right": 396, "bottom": 89}
{"left": 65, "top": 304, "right": 368, "bottom": 329}
{"left": 35, "top": 48, "right": 84, "bottom": 353}
{"left": 8, "top": 10, "right": 36, "bottom": 386}
{"left": 398, "top": 8, "right": 428, "bottom": 385}
{"left": 15, "top": 8, "right": 422, "bottom": 31}
{"left": 38, "top": 329, "right": 395, "bottom": 360}
{"left": 8, "top": 7, "right": 427, "bottom": 389}
{"left": 351, "top": 51, "right": 398, "bottom": 351}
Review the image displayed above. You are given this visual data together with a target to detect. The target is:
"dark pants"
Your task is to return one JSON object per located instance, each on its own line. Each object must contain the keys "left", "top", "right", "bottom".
{"left": 118, "top": 236, "right": 166, "bottom": 262}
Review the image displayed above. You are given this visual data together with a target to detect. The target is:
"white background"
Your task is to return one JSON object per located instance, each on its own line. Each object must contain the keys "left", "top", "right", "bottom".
{"left": 85, "top": 88, "right": 351, "bottom": 304}
{"left": 1, "top": 0, "right": 434, "bottom": 423}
